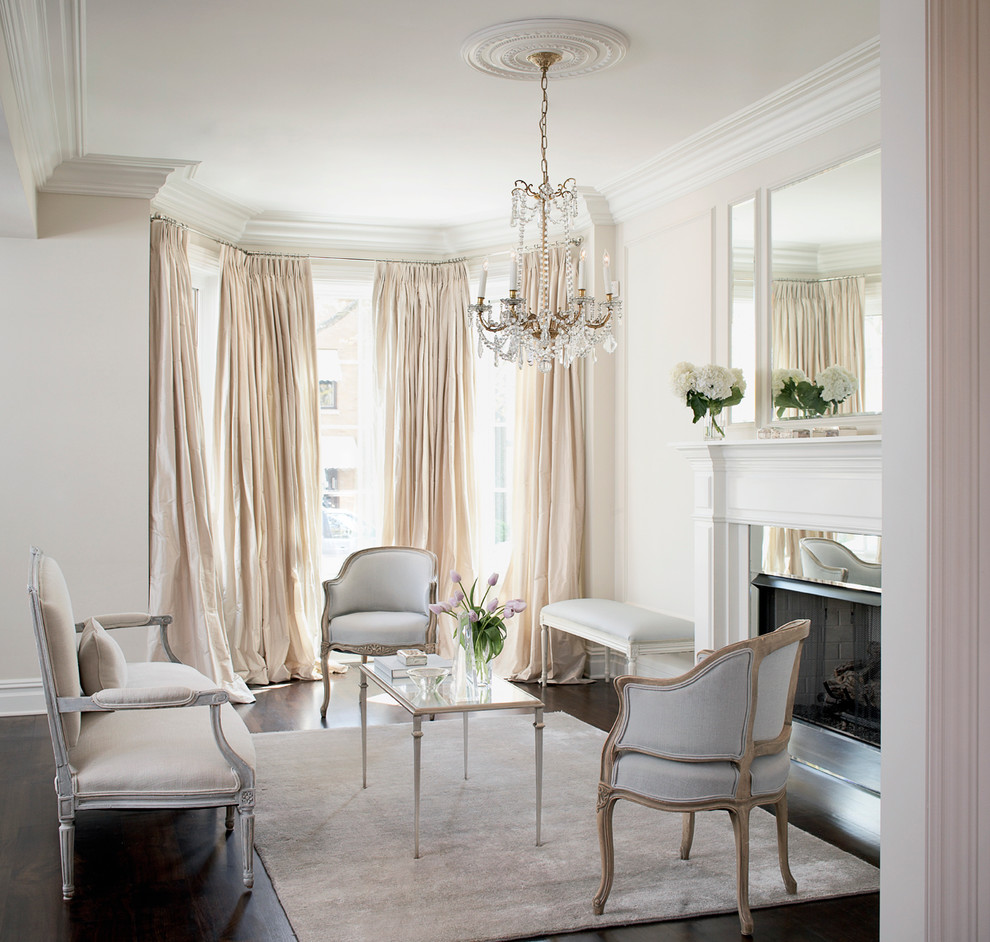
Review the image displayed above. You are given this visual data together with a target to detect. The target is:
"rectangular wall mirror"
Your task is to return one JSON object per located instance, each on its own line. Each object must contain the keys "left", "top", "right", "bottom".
{"left": 730, "top": 197, "right": 756, "bottom": 424}
{"left": 769, "top": 150, "right": 882, "bottom": 419}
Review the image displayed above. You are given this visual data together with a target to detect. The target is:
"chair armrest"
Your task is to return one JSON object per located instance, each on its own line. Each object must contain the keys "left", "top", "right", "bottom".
{"left": 57, "top": 687, "right": 227, "bottom": 712}
{"left": 74, "top": 613, "right": 180, "bottom": 664}
{"left": 696, "top": 648, "right": 715, "bottom": 663}
{"left": 91, "top": 686, "right": 225, "bottom": 709}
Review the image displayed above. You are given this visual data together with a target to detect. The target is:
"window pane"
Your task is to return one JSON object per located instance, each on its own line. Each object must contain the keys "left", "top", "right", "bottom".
{"left": 314, "top": 287, "right": 379, "bottom": 579}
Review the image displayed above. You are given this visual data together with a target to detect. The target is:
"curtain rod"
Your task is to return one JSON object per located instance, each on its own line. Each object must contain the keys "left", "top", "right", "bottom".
{"left": 151, "top": 214, "right": 580, "bottom": 266}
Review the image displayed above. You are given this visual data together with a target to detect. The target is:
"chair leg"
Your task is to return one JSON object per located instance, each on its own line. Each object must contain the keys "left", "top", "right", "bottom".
{"left": 679, "top": 811, "right": 696, "bottom": 860}
{"left": 729, "top": 806, "right": 754, "bottom": 936}
{"left": 592, "top": 788, "right": 617, "bottom": 915}
{"left": 239, "top": 808, "right": 255, "bottom": 890}
{"left": 225, "top": 805, "right": 235, "bottom": 831}
{"left": 58, "top": 817, "right": 75, "bottom": 901}
{"left": 774, "top": 794, "right": 797, "bottom": 894}
{"left": 320, "top": 643, "right": 332, "bottom": 719}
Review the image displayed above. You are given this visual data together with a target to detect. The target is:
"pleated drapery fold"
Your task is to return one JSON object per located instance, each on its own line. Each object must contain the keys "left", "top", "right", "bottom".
{"left": 771, "top": 276, "right": 866, "bottom": 413}
{"left": 148, "top": 220, "right": 254, "bottom": 703}
{"left": 214, "top": 246, "right": 321, "bottom": 685}
{"left": 373, "top": 260, "right": 477, "bottom": 658}
{"left": 497, "top": 246, "right": 588, "bottom": 683}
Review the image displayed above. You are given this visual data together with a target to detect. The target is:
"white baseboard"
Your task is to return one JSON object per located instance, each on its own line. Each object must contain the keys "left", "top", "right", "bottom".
{"left": 0, "top": 679, "right": 45, "bottom": 716}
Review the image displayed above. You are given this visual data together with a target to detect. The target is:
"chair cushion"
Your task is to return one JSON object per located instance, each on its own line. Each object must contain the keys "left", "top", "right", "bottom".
{"left": 612, "top": 749, "right": 791, "bottom": 802}
{"left": 328, "top": 611, "right": 429, "bottom": 647}
{"left": 69, "top": 701, "right": 255, "bottom": 799}
{"left": 541, "top": 599, "right": 692, "bottom": 643}
{"left": 78, "top": 618, "right": 128, "bottom": 695}
{"left": 126, "top": 661, "right": 222, "bottom": 692}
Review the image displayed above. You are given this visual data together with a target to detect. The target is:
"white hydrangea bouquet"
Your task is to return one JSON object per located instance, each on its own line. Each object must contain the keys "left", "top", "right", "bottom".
{"left": 772, "top": 365, "right": 858, "bottom": 418}
{"left": 670, "top": 362, "right": 746, "bottom": 439}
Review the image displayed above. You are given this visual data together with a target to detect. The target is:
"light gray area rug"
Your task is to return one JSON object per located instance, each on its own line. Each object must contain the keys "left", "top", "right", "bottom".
{"left": 252, "top": 713, "right": 878, "bottom": 942}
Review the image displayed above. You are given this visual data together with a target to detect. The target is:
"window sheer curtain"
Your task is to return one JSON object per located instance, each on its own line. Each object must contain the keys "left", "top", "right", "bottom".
{"left": 214, "top": 246, "right": 321, "bottom": 684}
{"left": 772, "top": 275, "right": 866, "bottom": 413}
{"left": 497, "top": 246, "right": 587, "bottom": 683}
{"left": 373, "top": 260, "right": 477, "bottom": 659}
{"left": 148, "top": 220, "right": 253, "bottom": 703}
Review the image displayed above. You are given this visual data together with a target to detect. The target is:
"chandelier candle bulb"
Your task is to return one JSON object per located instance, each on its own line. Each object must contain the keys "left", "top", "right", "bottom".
{"left": 509, "top": 252, "right": 518, "bottom": 291}
{"left": 478, "top": 259, "right": 488, "bottom": 300}
{"left": 602, "top": 252, "right": 611, "bottom": 291}
{"left": 578, "top": 249, "right": 586, "bottom": 290}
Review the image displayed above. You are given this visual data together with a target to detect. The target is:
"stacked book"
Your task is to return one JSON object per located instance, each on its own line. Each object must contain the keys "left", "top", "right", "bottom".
{"left": 373, "top": 652, "right": 453, "bottom": 681}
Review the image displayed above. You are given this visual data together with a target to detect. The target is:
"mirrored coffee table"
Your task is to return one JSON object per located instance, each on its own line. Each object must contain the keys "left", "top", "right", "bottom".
{"left": 358, "top": 663, "right": 545, "bottom": 858}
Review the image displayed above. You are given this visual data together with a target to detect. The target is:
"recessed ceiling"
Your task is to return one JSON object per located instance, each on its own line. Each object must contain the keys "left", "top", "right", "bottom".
{"left": 82, "top": 0, "right": 879, "bottom": 230}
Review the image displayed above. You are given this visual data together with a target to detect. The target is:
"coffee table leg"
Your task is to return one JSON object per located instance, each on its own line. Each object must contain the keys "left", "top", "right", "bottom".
{"left": 463, "top": 712, "right": 469, "bottom": 780}
{"left": 360, "top": 671, "right": 368, "bottom": 789}
{"left": 413, "top": 715, "right": 423, "bottom": 859}
{"left": 534, "top": 706, "right": 544, "bottom": 846}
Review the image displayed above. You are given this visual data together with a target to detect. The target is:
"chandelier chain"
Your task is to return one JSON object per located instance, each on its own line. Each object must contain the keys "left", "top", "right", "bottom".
{"left": 539, "top": 65, "right": 550, "bottom": 188}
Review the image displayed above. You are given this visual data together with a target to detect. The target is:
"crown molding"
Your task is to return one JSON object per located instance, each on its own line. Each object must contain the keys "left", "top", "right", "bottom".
{"left": 602, "top": 36, "right": 881, "bottom": 223}
{"left": 0, "top": 0, "right": 65, "bottom": 185}
{"left": 41, "top": 152, "right": 199, "bottom": 199}
{"left": 151, "top": 171, "right": 254, "bottom": 242}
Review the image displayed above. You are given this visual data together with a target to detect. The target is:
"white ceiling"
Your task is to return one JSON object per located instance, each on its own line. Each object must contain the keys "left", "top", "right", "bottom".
{"left": 78, "top": 0, "right": 878, "bottom": 232}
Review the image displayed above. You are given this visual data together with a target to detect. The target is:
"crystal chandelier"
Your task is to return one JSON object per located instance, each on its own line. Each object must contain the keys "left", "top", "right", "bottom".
{"left": 468, "top": 51, "right": 621, "bottom": 373}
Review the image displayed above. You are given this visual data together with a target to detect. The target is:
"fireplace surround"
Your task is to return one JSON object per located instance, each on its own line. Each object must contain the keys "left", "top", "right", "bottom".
{"left": 673, "top": 436, "right": 882, "bottom": 652}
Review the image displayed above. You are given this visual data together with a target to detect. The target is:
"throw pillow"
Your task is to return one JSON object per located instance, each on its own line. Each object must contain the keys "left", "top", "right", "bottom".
{"left": 78, "top": 617, "right": 128, "bottom": 694}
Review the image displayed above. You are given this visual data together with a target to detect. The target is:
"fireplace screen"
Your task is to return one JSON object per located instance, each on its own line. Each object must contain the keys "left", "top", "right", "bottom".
{"left": 753, "top": 573, "right": 881, "bottom": 746}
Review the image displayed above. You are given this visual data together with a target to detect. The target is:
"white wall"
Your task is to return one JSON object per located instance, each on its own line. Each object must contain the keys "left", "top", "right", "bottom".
{"left": 0, "top": 193, "right": 151, "bottom": 703}
{"left": 612, "top": 112, "right": 881, "bottom": 630}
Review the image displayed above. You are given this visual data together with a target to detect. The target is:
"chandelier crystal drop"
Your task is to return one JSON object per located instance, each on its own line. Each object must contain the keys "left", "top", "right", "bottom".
{"left": 468, "top": 51, "right": 621, "bottom": 373}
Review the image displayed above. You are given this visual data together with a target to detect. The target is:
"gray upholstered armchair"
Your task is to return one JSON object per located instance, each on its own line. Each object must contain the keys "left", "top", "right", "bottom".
{"left": 27, "top": 547, "right": 256, "bottom": 900}
{"left": 319, "top": 546, "right": 438, "bottom": 718}
{"left": 593, "top": 619, "right": 810, "bottom": 936}
{"left": 799, "top": 537, "right": 881, "bottom": 587}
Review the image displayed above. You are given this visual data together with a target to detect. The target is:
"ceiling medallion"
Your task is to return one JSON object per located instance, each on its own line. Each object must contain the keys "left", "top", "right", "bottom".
{"left": 461, "top": 17, "right": 628, "bottom": 81}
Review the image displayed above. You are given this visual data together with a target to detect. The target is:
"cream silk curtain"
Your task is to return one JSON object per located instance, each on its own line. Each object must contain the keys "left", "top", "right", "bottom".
{"left": 497, "top": 246, "right": 587, "bottom": 683}
{"left": 772, "top": 275, "right": 866, "bottom": 413}
{"left": 373, "top": 260, "right": 477, "bottom": 658}
{"left": 148, "top": 220, "right": 253, "bottom": 703}
{"left": 214, "top": 246, "right": 321, "bottom": 684}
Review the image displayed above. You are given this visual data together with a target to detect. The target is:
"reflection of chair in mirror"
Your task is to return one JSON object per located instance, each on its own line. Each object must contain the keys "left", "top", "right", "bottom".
{"left": 319, "top": 546, "right": 438, "bottom": 719}
{"left": 593, "top": 619, "right": 810, "bottom": 936}
{"left": 799, "top": 538, "right": 881, "bottom": 587}
{"left": 28, "top": 547, "right": 256, "bottom": 900}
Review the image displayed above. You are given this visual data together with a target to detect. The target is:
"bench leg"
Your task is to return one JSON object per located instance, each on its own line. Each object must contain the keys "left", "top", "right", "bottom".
{"left": 540, "top": 623, "right": 549, "bottom": 686}
{"left": 603, "top": 647, "right": 610, "bottom": 682}
{"left": 626, "top": 653, "right": 637, "bottom": 676}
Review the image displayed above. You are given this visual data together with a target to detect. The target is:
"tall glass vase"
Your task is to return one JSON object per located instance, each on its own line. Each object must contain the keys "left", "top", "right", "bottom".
{"left": 455, "top": 615, "right": 494, "bottom": 689}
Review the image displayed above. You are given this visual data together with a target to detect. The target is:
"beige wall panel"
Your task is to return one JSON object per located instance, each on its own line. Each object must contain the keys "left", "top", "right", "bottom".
{"left": 0, "top": 193, "right": 151, "bottom": 687}
{"left": 622, "top": 212, "right": 713, "bottom": 619}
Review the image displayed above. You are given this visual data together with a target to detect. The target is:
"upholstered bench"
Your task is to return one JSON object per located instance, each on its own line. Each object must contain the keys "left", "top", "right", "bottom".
{"left": 539, "top": 598, "right": 694, "bottom": 686}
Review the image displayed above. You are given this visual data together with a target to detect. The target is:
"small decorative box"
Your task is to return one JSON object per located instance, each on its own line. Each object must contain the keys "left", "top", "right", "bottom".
{"left": 397, "top": 649, "right": 428, "bottom": 666}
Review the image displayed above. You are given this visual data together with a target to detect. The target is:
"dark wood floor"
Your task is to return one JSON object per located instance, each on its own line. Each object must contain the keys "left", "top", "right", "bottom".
{"left": 0, "top": 667, "right": 879, "bottom": 941}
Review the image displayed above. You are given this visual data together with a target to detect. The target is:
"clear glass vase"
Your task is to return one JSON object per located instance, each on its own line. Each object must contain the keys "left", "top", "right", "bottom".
{"left": 704, "top": 410, "right": 725, "bottom": 440}
{"left": 455, "top": 615, "right": 494, "bottom": 689}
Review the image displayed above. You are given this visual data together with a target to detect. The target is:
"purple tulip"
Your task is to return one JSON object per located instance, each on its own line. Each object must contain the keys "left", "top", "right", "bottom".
{"left": 453, "top": 590, "right": 465, "bottom": 603}
{"left": 428, "top": 603, "right": 444, "bottom": 614}
{"left": 487, "top": 573, "right": 499, "bottom": 586}
{"left": 512, "top": 599, "right": 527, "bottom": 613}
{"left": 468, "top": 610, "right": 480, "bottom": 622}
{"left": 450, "top": 570, "right": 462, "bottom": 584}
{"left": 486, "top": 597, "right": 499, "bottom": 613}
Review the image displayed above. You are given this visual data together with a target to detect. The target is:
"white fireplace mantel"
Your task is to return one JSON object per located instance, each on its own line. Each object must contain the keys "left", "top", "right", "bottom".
{"left": 672, "top": 436, "right": 881, "bottom": 653}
